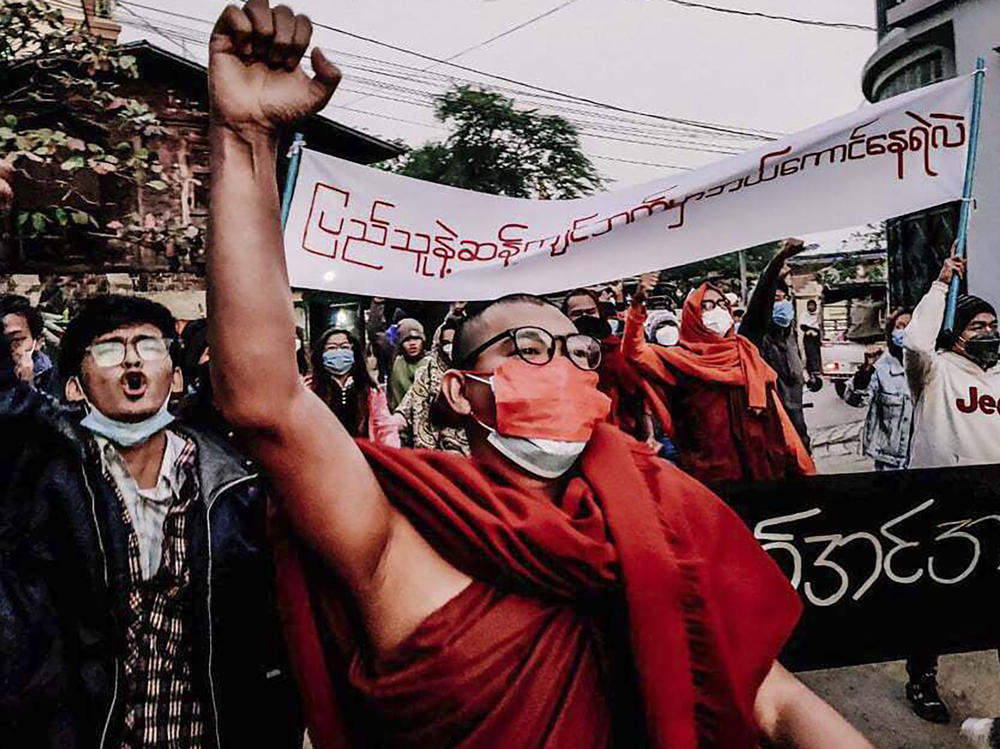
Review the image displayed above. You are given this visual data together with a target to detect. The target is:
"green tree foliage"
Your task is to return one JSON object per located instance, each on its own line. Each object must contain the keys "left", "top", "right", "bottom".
{"left": 662, "top": 242, "right": 779, "bottom": 284}
{"left": 0, "top": 0, "right": 199, "bottom": 256}
{"left": 387, "top": 86, "right": 604, "bottom": 199}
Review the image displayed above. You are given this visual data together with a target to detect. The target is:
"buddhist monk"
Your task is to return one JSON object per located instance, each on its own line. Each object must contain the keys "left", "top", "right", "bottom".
{"left": 623, "top": 272, "right": 815, "bottom": 484}
{"left": 205, "top": 3, "right": 870, "bottom": 746}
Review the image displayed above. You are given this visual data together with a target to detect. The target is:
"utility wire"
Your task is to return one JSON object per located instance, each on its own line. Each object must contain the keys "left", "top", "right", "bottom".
{"left": 116, "top": 3, "right": 190, "bottom": 55}
{"left": 116, "top": 0, "right": 781, "bottom": 140}
{"left": 114, "top": 15, "right": 748, "bottom": 155}
{"left": 113, "top": 3, "right": 789, "bottom": 168}
{"left": 442, "top": 0, "right": 582, "bottom": 63}
{"left": 590, "top": 154, "right": 692, "bottom": 170}
{"left": 657, "top": 0, "right": 875, "bottom": 31}
{"left": 113, "top": 10, "right": 774, "bottom": 153}
{"left": 335, "top": 0, "right": 582, "bottom": 112}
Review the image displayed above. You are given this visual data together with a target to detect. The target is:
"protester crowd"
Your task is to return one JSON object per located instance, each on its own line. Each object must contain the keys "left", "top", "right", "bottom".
{"left": 2, "top": 2, "right": 999, "bottom": 747}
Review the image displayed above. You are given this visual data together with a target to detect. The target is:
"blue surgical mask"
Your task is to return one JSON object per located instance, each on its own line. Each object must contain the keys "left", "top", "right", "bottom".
{"left": 80, "top": 390, "right": 175, "bottom": 447}
{"left": 890, "top": 329, "right": 905, "bottom": 348}
{"left": 322, "top": 349, "right": 355, "bottom": 375}
{"left": 772, "top": 299, "right": 794, "bottom": 328}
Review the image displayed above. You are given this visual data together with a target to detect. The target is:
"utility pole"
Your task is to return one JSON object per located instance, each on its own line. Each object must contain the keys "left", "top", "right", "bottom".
{"left": 738, "top": 249, "right": 748, "bottom": 305}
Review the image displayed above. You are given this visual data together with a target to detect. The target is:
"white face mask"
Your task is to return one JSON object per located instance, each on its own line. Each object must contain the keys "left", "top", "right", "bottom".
{"left": 79, "top": 388, "right": 175, "bottom": 447}
{"left": 484, "top": 430, "right": 587, "bottom": 479}
{"left": 654, "top": 325, "right": 679, "bottom": 347}
{"left": 701, "top": 307, "right": 734, "bottom": 337}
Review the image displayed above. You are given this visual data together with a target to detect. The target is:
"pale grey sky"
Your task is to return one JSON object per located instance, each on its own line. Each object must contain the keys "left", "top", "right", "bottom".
{"left": 117, "top": 0, "right": 878, "bottom": 246}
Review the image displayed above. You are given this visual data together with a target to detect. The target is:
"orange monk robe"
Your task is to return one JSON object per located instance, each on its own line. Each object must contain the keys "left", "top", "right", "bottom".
{"left": 272, "top": 424, "right": 802, "bottom": 748}
{"left": 622, "top": 288, "right": 814, "bottom": 484}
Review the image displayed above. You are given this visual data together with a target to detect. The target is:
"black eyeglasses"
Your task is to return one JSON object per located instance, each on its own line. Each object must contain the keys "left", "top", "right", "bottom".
{"left": 699, "top": 297, "right": 730, "bottom": 312}
{"left": 460, "top": 326, "right": 602, "bottom": 371}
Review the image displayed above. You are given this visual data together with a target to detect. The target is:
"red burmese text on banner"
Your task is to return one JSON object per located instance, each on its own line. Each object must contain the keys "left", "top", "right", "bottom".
{"left": 282, "top": 74, "right": 974, "bottom": 302}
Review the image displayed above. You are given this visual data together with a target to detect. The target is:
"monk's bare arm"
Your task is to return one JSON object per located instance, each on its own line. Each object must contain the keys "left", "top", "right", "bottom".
{"left": 206, "top": 1, "right": 469, "bottom": 650}
{"left": 755, "top": 662, "right": 874, "bottom": 748}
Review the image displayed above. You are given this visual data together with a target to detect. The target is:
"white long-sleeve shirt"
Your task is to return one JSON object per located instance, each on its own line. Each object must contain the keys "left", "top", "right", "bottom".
{"left": 904, "top": 281, "right": 1000, "bottom": 469}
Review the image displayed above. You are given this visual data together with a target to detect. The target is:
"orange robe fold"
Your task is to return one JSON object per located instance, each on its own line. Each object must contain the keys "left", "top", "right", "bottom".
{"left": 272, "top": 424, "right": 802, "bottom": 748}
{"left": 622, "top": 286, "right": 815, "bottom": 482}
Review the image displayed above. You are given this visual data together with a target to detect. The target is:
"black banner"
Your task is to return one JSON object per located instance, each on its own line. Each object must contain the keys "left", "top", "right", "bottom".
{"left": 714, "top": 465, "right": 1000, "bottom": 671}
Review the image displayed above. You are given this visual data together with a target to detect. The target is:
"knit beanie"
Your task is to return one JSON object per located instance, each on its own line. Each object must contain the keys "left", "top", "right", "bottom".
{"left": 397, "top": 318, "right": 426, "bottom": 342}
{"left": 954, "top": 294, "right": 996, "bottom": 336}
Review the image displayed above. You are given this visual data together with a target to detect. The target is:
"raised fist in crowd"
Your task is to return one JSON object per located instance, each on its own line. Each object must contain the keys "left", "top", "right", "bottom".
{"left": 937, "top": 244, "right": 966, "bottom": 285}
{"left": 777, "top": 237, "right": 806, "bottom": 259}
{"left": 632, "top": 271, "right": 660, "bottom": 306}
{"left": 209, "top": 0, "right": 341, "bottom": 136}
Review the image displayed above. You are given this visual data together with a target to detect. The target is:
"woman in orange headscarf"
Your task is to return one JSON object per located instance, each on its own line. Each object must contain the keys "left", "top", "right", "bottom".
{"left": 622, "top": 274, "right": 814, "bottom": 484}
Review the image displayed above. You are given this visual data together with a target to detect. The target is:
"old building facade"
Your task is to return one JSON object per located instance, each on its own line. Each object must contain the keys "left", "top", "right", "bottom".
{"left": 2, "top": 3, "right": 402, "bottom": 322}
{"left": 864, "top": 0, "right": 1000, "bottom": 307}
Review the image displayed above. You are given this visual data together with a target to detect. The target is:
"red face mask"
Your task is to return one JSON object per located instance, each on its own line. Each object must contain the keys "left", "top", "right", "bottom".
{"left": 466, "top": 357, "right": 612, "bottom": 443}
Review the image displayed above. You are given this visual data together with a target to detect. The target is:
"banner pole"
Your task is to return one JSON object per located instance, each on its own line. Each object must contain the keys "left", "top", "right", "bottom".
{"left": 943, "top": 58, "right": 987, "bottom": 335}
{"left": 280, "top": 132, "right": 306, "bottom": 230}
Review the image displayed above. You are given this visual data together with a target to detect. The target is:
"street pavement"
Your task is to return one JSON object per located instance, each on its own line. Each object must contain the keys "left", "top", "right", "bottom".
{"left": 804, "top": 379, "right": 871, "bottom": 474}
{"left": 803, "top": 651, "right": 1000, "bottom": 748}
{"left": 800, "top": 383, "right": 997, "bottom": 748}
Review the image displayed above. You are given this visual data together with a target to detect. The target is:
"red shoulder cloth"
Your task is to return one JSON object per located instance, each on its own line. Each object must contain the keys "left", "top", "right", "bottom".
{"left": 272, "top": 424, "right": 801, "bottom": 748}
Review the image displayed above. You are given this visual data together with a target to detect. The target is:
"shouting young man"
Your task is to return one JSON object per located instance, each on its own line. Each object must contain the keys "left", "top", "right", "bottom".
{"left": 205, "top": 3, "right": 871, "bottom": 746}
{"left": 0, "top": 295, "right": 300, "bottom": 748}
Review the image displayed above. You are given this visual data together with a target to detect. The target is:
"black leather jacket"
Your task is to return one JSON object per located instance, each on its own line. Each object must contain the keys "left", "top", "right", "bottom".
{"left": 0, "top": 407, "right": 301, "bottom": 748}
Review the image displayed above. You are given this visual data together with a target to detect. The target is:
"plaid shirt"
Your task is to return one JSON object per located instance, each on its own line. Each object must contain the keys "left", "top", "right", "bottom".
{"left": 97, "top": 431, "right": 208, "bottom": 748}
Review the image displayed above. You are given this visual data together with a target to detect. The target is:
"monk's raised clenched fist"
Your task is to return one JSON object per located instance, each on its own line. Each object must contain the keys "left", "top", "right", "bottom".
{"left": 209, "top": 0, "right": 340, "bottom": 136}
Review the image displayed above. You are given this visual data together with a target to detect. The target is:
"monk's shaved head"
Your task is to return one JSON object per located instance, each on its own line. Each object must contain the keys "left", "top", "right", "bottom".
{"left": 453, "top": 294, "right": 564, "bottom": 369}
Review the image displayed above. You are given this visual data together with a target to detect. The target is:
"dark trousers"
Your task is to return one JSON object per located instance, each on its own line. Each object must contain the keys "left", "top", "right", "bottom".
{"left": 906, "top": 654, "right": 939, "bottom": 681}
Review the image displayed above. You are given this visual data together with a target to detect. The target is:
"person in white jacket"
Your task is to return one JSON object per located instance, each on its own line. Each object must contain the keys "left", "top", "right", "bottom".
{"left": 901, "top": 252, "right": 1000, "bottom": 724}
{"left": 905, "top": 254, "right": 1000, "bottom": 470}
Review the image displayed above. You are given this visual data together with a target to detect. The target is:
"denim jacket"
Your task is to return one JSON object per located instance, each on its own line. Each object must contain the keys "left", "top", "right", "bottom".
{"left": 845, "top": 351, "right": 914, "bottom": 468}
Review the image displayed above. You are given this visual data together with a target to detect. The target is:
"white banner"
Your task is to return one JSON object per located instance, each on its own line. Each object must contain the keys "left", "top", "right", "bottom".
{"left": 283, "top": 75, "right": 974, "bottom": 301}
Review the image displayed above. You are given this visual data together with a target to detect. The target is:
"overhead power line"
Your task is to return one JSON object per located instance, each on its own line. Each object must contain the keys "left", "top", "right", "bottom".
{"left": 657, "top": 0, "right": 876, "bottom": 31}
{"left": 337, "top": 0, "right": 582, "bottom": 118}
{"left": 116, "top": 2, "right": 190, "bottom": 55}
{"left": 116, "top": 0, "right": 782, "bottom": 141}
{"left": 112, "top": 12, "right": 750, "bottom": 157}
{"left": 115, "top": 12, "right": 741, "bottom": 157}
{"left": 590, "top": 154, "right": 692, "bottom": 170}
{"left": 442, "top": 0, "right": 582, "bottom": 63}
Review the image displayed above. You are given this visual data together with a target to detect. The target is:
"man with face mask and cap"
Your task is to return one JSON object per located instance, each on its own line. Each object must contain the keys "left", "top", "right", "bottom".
{"left": 905, "top": 253, "right": 1000, "bottom": 470}
{"left": 203, "top": 6, "right": 873, "bottom": 747}
{"left": 894, "top": 253, "right": 1000, "bottom": 725}
{"left": 0, "top": 294, "right": 302, "bottom": 748}
{"left": 645, "top": 308, "right": 680, "bottom": 347}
